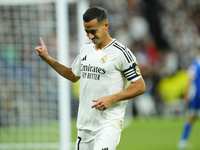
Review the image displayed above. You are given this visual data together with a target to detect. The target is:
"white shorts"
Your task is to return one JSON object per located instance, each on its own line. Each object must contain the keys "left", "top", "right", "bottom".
{"left": 75, "top": 125, "right": 121, "bottom": 150}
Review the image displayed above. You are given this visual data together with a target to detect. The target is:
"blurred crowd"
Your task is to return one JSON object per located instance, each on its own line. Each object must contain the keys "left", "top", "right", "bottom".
{"left": 160, "top": 0, "right": 200, "bottom": 70}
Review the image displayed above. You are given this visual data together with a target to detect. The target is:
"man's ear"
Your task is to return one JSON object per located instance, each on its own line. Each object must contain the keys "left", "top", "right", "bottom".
{"left": 105, "top": 22, "right": 109, "bottom": 29}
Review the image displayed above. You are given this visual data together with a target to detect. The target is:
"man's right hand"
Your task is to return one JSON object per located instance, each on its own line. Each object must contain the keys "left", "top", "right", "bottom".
{"left": 35, "top": 37, "right": 49, "bottom": 61}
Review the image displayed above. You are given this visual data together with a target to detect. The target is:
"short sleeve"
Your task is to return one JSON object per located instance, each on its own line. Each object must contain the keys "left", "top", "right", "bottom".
{"left": 115, "top": 43, "right": 142, "bottom": 83}
{"left": 71, "top": 54, "right": 81, "bottom": 77}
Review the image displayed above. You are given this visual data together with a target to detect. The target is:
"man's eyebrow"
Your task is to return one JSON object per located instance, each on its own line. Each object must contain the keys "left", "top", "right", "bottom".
{"left": 85, "top": 29, "right": 97, "bottom": 33}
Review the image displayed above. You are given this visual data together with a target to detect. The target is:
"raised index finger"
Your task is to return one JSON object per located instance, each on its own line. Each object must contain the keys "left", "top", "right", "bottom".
{"left": 39, "top": 37, "right": 45, "bottom": 46}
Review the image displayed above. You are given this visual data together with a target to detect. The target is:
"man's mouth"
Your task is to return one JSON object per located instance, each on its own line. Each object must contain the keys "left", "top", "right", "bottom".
{"left": 92, "top": 39, "right": 97, "bottom": 42}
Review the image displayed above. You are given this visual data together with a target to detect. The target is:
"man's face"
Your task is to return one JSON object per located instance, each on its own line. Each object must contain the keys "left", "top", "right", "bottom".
{"left": 83, "top": 19, "right": 106, "bottom": 45}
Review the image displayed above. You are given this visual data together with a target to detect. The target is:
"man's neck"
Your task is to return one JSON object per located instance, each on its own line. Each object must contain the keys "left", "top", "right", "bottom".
{"left": 95, "top": 36, "right": 113, "bottom": 50}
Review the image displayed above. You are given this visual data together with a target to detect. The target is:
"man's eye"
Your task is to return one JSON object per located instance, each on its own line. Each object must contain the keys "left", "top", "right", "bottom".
{"left": 90, "top": 30, "right": 96, "bottom": 34}
{"left": 85, "top": 30, "right": 96, "bottom": 35}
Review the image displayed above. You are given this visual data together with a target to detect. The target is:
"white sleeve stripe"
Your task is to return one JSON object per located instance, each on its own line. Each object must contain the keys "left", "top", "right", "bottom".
{"left": 125, "top": 72, "right": 136, "bottom": 77}
{"left": 126, "top": 73, "right": 136, "bottom": 78}
{"left": 124, "top": 69, "right": 135, "bottom": 75}
{"left": 126, "top": 74, "right": 137, "bottom": 80}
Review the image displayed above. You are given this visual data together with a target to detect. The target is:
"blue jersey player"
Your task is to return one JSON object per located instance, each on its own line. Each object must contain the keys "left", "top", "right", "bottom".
{"left": 178, "top": 48, "right": 200, "bottom": 149}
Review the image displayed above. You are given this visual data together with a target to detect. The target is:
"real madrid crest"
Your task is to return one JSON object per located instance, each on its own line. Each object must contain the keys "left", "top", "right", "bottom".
{"left": 100, "top": 55, "right": 107, "bottom": 64}
{"left": 135, "top": 66, "right": 141, "bottom": 75}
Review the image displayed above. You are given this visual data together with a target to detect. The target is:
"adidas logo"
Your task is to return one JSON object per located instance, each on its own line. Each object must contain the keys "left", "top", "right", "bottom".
{"left": 81, "top": 55, "right": 87, "bottom": 61}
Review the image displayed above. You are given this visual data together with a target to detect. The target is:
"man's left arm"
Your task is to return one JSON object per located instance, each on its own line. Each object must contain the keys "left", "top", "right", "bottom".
{"left": 92, "top": 77, "right": 146, "bottom": 111}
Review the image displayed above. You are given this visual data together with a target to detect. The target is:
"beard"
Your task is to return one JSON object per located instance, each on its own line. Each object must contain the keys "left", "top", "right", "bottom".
{"left": 92, "top": 38, "right": 97, "bottom": 43}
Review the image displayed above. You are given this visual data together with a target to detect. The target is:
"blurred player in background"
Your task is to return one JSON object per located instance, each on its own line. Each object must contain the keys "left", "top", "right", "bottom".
{"left": 35, "top": 6, "right": 146, "bottom": 150}
{"left": 177, "top": 46, "right": 200, "bottom": 150}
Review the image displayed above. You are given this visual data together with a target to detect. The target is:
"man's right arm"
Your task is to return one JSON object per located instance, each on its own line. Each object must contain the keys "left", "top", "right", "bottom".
{"left": 35, "top": 37, "right": 80, "bottom": 83}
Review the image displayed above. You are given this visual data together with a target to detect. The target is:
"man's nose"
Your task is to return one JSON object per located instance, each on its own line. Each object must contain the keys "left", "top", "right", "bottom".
{"left": 88, "top": 33, "right": 94, "bottom": 39}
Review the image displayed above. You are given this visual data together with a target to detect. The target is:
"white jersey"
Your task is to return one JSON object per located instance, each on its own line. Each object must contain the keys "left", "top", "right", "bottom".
{"left": 71, "top": 39, "right": 142, "bottom": 131}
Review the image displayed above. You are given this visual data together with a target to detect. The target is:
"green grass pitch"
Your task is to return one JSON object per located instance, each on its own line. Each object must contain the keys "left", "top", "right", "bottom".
{"left": 116, "top": 118, "right": 200, "bottom": 150}
{"left": 0, "top": 118, "right": 200, "bottom": 150}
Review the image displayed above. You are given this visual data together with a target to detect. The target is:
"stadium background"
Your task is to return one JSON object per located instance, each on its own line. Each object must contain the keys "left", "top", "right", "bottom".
{"left": 0, "top": 0, "right": 200, "bottom": 149}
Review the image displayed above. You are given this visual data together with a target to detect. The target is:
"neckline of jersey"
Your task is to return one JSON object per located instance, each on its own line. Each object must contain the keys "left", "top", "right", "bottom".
{"left": 93, "top": 39, "right": 116, "bottom": 51}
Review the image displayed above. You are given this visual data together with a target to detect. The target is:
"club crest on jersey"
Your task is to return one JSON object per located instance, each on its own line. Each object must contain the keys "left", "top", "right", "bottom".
{"left": 100, "top": 55, "right": 107, "bottom": 64}
{"left": 135, "top": 66, "right": 141, "bottom": 75}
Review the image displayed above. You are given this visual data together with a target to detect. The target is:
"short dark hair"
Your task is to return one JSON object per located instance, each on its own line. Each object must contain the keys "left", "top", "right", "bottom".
{"left": 83, "top": 6, "right": 108, "bottom": 23}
